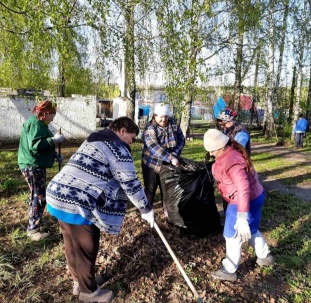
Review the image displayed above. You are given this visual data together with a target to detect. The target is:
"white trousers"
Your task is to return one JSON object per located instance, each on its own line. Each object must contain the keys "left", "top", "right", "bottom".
{"left": 222, "top": 231, "right": 270, "bottom": 273}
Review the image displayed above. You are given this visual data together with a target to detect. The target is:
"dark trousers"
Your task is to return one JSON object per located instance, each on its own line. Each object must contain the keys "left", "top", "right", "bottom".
{"left": 295, "top": 133, "right": 305, "bottom": 148}
{"left": 142, "top": 161, "right": 163, "bottom": 207}
{"left": 21, "top": 167, "right": 46, "bottom": 231}
{"left": 59, "top": 221, "right": 100, "bottom": 293}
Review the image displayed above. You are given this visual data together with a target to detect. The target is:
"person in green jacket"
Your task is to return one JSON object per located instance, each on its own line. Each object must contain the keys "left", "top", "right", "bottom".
{"left": 18, "top": 100, "right": 64, "bottom": 241}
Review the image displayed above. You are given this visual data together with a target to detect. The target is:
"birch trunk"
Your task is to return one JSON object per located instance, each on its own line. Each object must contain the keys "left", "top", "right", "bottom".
{"left": 274, "top": 1, "right": 289, "bottom": 106}
{"left": 263, "top": 4, "right": 275, "bottom": 139}
{"left": 291, "top": 0, "right": 308, "bottom": 129}
{"left": 233, "top": 31, "right": 243, "bottom": 111}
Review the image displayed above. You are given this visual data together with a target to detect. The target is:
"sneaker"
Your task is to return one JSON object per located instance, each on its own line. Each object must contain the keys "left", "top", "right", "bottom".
{"left": 211, "top": 266, "right": 237, "bottom": 282}
{"left": 79, "top": 287, "right": 114, "bottom": 303}
{"left": 256, "top": 253, "right": 275, "bottom": 267}
{"left": 27, "top": 229, "right": 49, "bottom": 241}
{"left": 73, "top": 275, "right": 106, "bottom": 296}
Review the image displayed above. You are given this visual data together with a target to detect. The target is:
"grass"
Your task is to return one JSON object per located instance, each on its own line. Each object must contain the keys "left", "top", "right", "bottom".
{"left": 0, "top": 134, "right": 311, "bottom": 302}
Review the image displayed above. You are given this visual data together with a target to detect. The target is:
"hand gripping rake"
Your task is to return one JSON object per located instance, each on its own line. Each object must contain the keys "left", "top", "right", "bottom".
{"left": 154, "top": 222, "right": 204, "bottom": 303}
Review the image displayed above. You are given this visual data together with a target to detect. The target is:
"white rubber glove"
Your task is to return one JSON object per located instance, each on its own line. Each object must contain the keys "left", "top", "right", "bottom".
{"left": 52, "top": 133, "right": 64, "bottom": 144}
{"left": 141, "top": 209, "right": 154, "bottom": 228}
{"left": 171, "top": 157, "right": 179, "bottom": 167}
{"left": 234, "top": 212, "right": 251, "bottom": 243}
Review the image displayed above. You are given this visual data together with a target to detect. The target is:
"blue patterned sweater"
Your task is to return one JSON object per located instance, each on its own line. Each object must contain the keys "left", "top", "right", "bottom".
{"left": 46, "top": 129, "right": 152, "bottom": 235}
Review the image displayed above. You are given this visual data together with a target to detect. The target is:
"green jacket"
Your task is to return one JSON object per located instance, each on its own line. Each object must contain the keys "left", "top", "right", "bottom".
{"left": 18, "top": 115, "right": 56, "bottom": 169}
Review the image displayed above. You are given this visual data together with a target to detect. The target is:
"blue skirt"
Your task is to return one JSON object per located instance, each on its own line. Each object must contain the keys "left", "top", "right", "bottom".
{"left": 223, "top": 191, "right": 265, "bottom": 238}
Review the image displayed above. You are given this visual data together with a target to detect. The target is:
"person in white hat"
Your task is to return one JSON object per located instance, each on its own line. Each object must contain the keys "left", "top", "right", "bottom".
{"left": 204, "top": 129, "right": 274, "bottom": 281}
{"left": 141, "top": 103, "right": 185, "bottom": 216}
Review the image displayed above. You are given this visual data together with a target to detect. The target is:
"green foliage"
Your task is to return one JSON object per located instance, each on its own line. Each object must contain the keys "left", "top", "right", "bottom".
{"left": 0, "top": 255, "right": 14, "bottom": 287}
{"left": 95, "top": 83, "right": 120, "bottom": 100}
{"left": 0, "top": 0, "right": 100, "bottom": 96}
{"left": 1, "top": 178, "right": 20, "bottom": 192}
{"left": 156, "top": 0, "right": 211, "bottom": 117}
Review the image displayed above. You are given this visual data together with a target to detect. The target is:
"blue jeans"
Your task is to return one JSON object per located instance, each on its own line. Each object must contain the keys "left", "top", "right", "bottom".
{"left": 224, "top": 191, "right": 265, "bottom": 238}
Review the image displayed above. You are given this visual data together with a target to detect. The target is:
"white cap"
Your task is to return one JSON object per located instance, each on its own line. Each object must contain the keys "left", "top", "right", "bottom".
{"left": 154, "top": 103, "right": 171, "bottom": 116}
{"left": 204, "top": 129, "right": 229, "bottom": 152}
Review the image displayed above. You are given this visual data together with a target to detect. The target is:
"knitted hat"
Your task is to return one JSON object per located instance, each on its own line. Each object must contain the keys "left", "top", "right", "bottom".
{"left": 204, "top": 129, "right": 229, "bottom": 152}
{"left": 154, "top": 103, "right": 171, "bottom": 116}
{"left": 32, "top": 100, "right": 56, "bottom": 114}
{"left": 217, "top": 108, "right": 237, "bottom": 122}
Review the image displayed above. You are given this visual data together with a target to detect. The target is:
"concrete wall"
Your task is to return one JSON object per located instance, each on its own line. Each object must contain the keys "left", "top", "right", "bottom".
{"left": 0, "top": 95, "right": 96, "bottom": 142}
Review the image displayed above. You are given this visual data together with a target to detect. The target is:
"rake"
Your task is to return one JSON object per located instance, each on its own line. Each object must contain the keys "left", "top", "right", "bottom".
{"left": 154, "top": 222, "right": 204, "bottom": 303}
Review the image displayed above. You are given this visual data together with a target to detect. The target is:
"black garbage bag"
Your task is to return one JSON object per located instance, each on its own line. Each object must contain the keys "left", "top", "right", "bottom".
{"left": 160, "top": 157, "right": 221, "bottom": 237}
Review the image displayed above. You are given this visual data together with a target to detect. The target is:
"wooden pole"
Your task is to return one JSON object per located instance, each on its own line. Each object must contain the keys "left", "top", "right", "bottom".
{"left": 154, "top": 222, "right": 204, "bottom": 303}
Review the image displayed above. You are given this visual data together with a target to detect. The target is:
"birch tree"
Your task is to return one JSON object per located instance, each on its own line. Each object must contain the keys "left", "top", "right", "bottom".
{"left": 156, "top": 0, "right": 228, "bottom": 137}
{"left": 262, "top": 0, "right": 276, "bottom": 138}
{"left": 226, "top": 0, "right": 262, "bottom": 111}
{"left": 90, "top": 0, "right": 158, "bottom": 119}
{"left": 0, "top": 0, "right": 92, "bottom": 96}
{"left": 291, "top": 0, "right": 310, "bottom": 128}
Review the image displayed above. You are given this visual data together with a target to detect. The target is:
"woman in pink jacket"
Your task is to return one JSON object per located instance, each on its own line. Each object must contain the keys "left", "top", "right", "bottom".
{"left": 203, "top": 129, "right": 275, "bottom": 281}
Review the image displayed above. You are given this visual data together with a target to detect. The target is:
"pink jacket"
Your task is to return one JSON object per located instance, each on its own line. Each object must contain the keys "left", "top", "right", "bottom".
{"left": 212, "top": 146, "right": 263, "bottom": 212}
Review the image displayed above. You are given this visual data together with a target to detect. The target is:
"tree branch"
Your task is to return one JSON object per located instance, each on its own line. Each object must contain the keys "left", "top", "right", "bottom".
{"left": 0, "top": 1, "right": 27, "bottom": 14}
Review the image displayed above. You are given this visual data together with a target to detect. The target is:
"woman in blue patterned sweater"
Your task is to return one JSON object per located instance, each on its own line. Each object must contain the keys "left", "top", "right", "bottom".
{"left": 46, "top": 117, "right": 154, "bottom": 303}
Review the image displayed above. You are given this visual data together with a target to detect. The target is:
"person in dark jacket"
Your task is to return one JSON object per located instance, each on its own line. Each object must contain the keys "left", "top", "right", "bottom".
{"left": 18, "top": 100, "right": 64, "bottom": 241}
{"left": 46, "top": 117, "right": 154, "bottom": 303}
{"left": 293, "top": 113, "right": 309, "bottom": 149}
{"left": 217, "top": 107, "right": 251, "bottom": 156}
{"left": 142, "top": 103, "right": 185, "bottom": 225}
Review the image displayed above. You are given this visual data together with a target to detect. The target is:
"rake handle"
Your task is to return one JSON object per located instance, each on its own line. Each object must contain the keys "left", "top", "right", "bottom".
{"left": 153, "top": 222, "right": 204, "bottom": 303}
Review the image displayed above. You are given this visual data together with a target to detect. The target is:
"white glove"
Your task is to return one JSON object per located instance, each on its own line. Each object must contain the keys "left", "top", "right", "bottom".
{"left": 234, "top": 212, "right": 251, "bottom": 243}
{"left": 171, "top": 157, "right": 179, "bottom": 167}
{"left": 55, "top": 152, "right": 64, "bottom": 164}
{"left": 141, "top": 209, "right": 154, "bottom": 228}
{"left": 52, "top": 133, "right": 64, "bottom": 144}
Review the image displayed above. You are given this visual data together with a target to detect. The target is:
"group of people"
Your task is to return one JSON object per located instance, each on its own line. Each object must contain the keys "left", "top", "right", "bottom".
{"left": 18, "top": 100, "right": 283, "bottom": 302}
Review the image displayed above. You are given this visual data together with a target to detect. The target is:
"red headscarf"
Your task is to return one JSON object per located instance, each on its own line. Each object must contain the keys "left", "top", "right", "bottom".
{"left": 32, "top": 100, "right": 57, "bottom": 115}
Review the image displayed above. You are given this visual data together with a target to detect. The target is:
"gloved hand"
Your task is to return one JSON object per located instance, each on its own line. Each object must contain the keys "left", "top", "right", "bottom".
{"left": 171, "top": 157, "right": 179, "bottom": 167}
{"left": 234, "top": 212, "right": 251, "bottom": 243}
{"left": 141, "top": 209, "right": 154, "bottom": 228}
{"left": 55, "top": 152, "right": 64, "bottom": 164}
{"left": 52, "top": 133, "right": 65, "bottom": 144}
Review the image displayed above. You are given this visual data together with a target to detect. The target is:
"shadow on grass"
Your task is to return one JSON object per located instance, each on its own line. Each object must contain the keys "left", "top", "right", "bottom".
{"left": 261, "top": 192, "right": 311, "bottom": 266}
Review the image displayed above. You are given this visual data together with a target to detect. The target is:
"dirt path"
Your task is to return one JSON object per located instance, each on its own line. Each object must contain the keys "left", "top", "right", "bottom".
{"left": 252, "top": 142, "right": 311, "bottom": 201}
